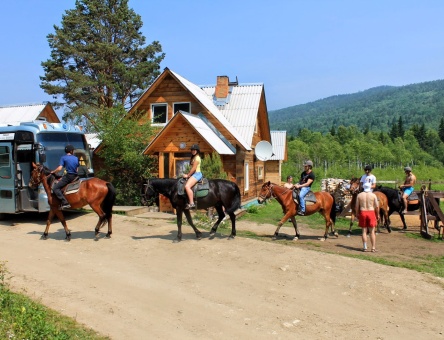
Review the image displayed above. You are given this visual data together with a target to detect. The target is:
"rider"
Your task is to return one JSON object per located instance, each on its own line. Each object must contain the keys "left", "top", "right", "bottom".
{"left": 295, "top": 160, "right": 315, "bottom": 216}
{"left": 399, "top": 166, "right": 416, "bottom": 214}
{"left": 183, "top": 144, "right": 203, "bottom": 209}
{"left": 284, "top": 175, "right": 294, "bottom": 189}
{"left": 360, "top": 165, "right": 376, "bottom": 192}
{"left": 51, "top": 145, "right": 79, "bottom": 209}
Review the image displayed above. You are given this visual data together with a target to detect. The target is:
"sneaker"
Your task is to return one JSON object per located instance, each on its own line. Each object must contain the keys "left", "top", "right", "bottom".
{"left": 185, "top": 203, "right": 195, "bottom": 210}
{"left": 61, "top": 203, "right": 71, "bottom": 209}
{"left": 297, "top": 211, "right": 305, "bottom": 216}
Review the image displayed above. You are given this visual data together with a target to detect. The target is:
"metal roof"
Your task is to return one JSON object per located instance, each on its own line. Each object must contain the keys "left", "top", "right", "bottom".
{"left": 201, "top": 83, "right": 263, "bottom": 147}
{"left": 181, "top": 113, "right": 235, "bottom": 155}
{"left": 85, "top": 133, "right": 100, "bottom": 150}
{"left": 270, "top": 130, "right": 287, "bottom": 161}
{"left": 0, "top": 104, "right": 47, "bottom": 125}
{"left": 170, "top": 70, "right": 251, "bottom": 151}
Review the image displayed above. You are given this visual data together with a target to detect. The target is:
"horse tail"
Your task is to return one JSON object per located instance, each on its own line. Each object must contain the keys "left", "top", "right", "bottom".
{"left": 103, "top": 182, "right": 116, "bottom": 221}
{"left": 329, "top": 193, "right": 337, "bottom": 224}
{"left": 225, "top": 182, "right": 241, "bottom": 214}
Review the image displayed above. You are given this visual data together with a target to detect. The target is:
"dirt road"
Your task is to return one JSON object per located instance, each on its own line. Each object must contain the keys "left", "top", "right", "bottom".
{"left": 0, "top": 211, "right": 443, "bottom": 339}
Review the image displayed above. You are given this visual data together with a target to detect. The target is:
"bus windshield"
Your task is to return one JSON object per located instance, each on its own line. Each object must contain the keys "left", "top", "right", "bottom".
{"left": 37, "top": 133, "right": 92, "bottom": 171}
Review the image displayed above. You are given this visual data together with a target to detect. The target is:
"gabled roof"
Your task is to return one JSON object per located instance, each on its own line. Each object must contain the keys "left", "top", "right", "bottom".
{"left": 201, "top": 83, "right": 264, "bottom": 147}
{"left": 170, "top": 70, "right": 251, "bottom": 151}
{"left": 143, "top": 111, "right": 235, "bottom": 155}
{"left": 0, "top": 103, "right": 60, "bottom": 125}
{"left": 270, "top": 130, "right": 287, "bottom": 161}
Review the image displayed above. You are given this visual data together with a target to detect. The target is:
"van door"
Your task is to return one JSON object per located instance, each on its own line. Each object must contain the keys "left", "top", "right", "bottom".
{"left": 0, "top": 143, "right": 16, "bottom": 213}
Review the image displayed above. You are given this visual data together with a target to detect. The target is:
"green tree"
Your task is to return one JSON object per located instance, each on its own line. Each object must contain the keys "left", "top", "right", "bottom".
{"left": 439, "top": 117, "right": 444, "bottom": 142}
{"left": 201, "top": 153, "right": 228, "bottom": 179}
{"left": 95, "top": 106, "right": 155, "bottom": 205}
{"left": 40, "top": 0, "right": 165, "bottom": 129}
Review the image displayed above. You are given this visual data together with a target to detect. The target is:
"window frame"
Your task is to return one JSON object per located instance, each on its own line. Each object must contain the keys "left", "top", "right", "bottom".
{"left": 151, "top": 103, "right": 168, "bottom": 125}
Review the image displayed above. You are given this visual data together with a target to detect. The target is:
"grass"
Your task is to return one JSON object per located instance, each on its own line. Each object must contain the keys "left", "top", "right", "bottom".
{"left": 235, "top": 199, "right": 444, "bottom": 278}
{"left": 0, "top": 261, "right": 109, "bottom": 340}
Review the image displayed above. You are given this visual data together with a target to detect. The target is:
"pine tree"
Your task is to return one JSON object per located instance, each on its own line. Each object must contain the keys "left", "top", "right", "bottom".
{"left": 40, "top": 0, "right": 165, "bottom": 129}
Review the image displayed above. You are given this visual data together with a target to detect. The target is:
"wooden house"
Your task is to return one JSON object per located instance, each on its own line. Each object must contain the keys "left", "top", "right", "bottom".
{"left": 128, "top": 68, "right": 287, "bottom": 205}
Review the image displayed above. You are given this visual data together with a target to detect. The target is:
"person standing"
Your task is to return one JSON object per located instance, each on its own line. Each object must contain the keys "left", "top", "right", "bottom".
{"left": 399, "top": 166, "right": 416, "bottom": 214}
{"left": 183, "top": 144, "right": 203, "bottom": 209}
{"left": 51, "top": 145, "right": 79, "bottom": 209}
{"left": 294, "top": 160, "right": 315, "bottom": 216}
{"left": 360, "top": 165, "right": 376, "bottom": 192}
{"left": 355, "top": 182, "right": 379, "bottom": 252}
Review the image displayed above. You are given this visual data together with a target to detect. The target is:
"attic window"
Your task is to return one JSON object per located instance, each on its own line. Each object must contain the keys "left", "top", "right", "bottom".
{"left": 151, "top": 103, "right": 167, "bottom": 124}
{"left": 173, "top": 102, "right": 191, "bottom": 114}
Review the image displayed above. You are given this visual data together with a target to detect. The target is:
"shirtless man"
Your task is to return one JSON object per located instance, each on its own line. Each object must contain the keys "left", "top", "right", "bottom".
{"left": 284, "top": 175, "right": 294, "bottom": 189}
{"left": 399, "top": 166, "right": 417, "bottom": 214}
{"left": 355, "top": 182, "right": 380, "bottom": 252}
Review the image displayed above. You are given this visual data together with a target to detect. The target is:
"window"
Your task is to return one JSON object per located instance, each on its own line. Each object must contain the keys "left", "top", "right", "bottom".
{"left": 0, "top": 146, "right": 11, "bottom": 178}
{"left": 173, "top": 102, "right": 191, "bottom": 114}
{"left": 257, "top": 166, "right": 263, "bottom": 179}
{"left": 244, "top": 162, "right": 249, "bottom": 191}
{"left": 151, "top": 103, "right": 168, "bottom": 124}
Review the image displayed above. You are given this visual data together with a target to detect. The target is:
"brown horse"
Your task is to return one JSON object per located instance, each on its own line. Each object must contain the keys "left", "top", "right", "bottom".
{"left": 257, "top": 181, "right": 337, "bottom": 240}
{"left": 347, "top": 177, "right": 390, "bottom": 236}
{"left": 29, "top": 163, "right": 116, "bottom": 241}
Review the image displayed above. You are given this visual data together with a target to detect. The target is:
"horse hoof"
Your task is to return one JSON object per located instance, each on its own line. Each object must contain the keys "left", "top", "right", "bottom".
{"left": 387, "top": 228, "right": 392, "bottom": 233}
{"left": 228, "top": 234, "right": 235, "bottom": 240}
{"left": 106, "top": 233, "right": 112, "bottom": 238}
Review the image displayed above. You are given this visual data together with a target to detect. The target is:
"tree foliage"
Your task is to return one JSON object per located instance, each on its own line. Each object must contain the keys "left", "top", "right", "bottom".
{"left": 40, "top": 0, "right": 165, "bottom": 129}
{"left": 95, "top": 106, "right": 155, "bottom": 205}
{"left": 201, "top": 153, "right": 228, "bottom": 179}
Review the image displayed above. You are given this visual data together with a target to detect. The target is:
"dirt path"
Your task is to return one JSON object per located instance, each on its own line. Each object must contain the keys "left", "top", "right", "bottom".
{"left": 0, "top": 211, "right": 443, "bottom": 339}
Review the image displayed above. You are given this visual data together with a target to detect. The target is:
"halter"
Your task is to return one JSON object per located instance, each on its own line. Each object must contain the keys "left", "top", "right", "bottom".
{"left": 29, "top": 165, "right": 44, "bottom": 189}
{"left": 142, "top": 180, "right": 158, "bottom": 205}
{"left": 258, "top": 183, "right": 274, "bottom": 200}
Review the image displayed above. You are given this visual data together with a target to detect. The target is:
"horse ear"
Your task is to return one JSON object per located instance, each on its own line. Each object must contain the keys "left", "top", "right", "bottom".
{"left": 32, "top": 162, "right": 37, "bottom": 169}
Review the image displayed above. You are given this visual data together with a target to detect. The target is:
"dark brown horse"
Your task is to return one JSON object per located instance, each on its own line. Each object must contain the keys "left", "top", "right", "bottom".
{"left": 29, "top": 163, "right": 116, "bottom": 241}
{"left": 257, "top": 181, "right": 337, "bottom": 240}
{"left": 141, "top": 178, "right": 241, "bottom": 242}
{"left": 347, "top": 177, "right": 391, "bottom": 236}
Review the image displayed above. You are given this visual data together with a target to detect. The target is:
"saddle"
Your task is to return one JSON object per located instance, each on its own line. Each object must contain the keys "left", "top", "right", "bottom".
{"left": 293, "top": 188, "right": 317, "bottom": 204}
{"left": 398, "top": 190, "right": 419, "bottom": 205}
{"left": 178, "top": 178, "right": 210, "bottom": 199}
{"left": 51, "top": 177, "right": 88, "bottom": 195}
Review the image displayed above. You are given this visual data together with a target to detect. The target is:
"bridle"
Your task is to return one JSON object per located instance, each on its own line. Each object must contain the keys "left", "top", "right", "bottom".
{"left": 142, "top": 180, "right": 158, "bottom": 205}
{"left": 258, "top": 183, "right": 274, "bottom": 200}
{"left": 29, "top": 165, "right": 44, "bottom": 189}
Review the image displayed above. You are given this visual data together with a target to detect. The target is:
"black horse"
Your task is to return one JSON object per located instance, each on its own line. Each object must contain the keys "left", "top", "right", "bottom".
{"left": 141, "top": 178, "right": 241, "bottom": 241}
{"left": 374, "top": 186, "right": 420, "bottom": 230}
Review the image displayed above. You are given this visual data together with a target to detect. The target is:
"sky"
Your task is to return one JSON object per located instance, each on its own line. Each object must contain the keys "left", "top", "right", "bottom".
{"left": 1, "top": 0, "right": 444, "bottom": 112}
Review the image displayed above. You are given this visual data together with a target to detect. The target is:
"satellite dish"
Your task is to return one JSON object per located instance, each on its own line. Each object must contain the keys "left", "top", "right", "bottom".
{"left": 255, "top": 141, "right": 273, "bottom": 161}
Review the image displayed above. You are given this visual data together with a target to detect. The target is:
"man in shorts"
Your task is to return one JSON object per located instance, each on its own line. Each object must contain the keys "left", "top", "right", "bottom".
{"left": 355, "top": 182, "right": 380, "bottom": 252}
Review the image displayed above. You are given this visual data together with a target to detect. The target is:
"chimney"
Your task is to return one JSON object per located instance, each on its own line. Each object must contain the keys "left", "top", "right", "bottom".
{"left": 215, "top": 76, "right": 229, "bottom": 98}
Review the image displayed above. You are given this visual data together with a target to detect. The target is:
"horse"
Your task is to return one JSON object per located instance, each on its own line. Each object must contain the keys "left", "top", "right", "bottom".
{"left": 29, "top": 163, "right": 116, "bottom": 241}
{"left": 347, "top": 177, "right": 391, "bottom": 236}
{"left": 374, "top": 185, "right": 420, "bottom": 230}
{"left": 257, "top": 181, "right": 337, "bottom": 240}
{"left": 141, "top": 178, "right": 241, "bottom": 241}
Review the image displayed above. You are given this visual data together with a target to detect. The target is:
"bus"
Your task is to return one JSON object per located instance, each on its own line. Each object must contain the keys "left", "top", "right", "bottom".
{"left": 0, "top": 120, "right": 93, "bottom": 216}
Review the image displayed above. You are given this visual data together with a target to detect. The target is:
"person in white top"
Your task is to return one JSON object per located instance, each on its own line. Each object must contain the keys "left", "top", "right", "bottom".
{"left": 360, "top": 165, "right": 376, "bottom": 192}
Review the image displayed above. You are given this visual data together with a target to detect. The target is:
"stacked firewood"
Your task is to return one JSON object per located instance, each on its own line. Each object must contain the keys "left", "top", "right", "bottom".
{"left": 321, "top": 178, "right": 352, "bottom": 213}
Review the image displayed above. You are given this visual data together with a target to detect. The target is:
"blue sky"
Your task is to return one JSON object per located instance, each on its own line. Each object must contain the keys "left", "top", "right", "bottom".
{"left": 1, "top": 0, "right": 444, "bottom": 112}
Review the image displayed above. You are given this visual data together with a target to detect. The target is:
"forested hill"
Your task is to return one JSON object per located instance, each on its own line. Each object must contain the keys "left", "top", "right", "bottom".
{"left": 269, "top": 79, "right": 444, "bottom": 136}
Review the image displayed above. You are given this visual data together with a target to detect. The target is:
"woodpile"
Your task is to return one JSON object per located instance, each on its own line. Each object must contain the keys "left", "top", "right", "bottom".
{"left": 321, "top": 178, "right": 352, "bottom": 213}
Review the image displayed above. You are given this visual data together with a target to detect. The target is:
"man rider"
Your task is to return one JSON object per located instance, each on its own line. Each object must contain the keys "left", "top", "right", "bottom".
{"left": 51, "top": 145, "right": 79, "bottom": 209}
{"left": 360, "top": 165, "right": 376, "bottom": 192}
{"left": 399, "top": 166, "right": 416, "bottom": 214}
{"left": 295, "top": 160, "right": 315, "bottom": 216}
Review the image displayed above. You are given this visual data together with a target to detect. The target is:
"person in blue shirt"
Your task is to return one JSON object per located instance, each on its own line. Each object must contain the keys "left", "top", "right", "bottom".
{"left": 51, "top": 145, "right": 79, "bottom": 209}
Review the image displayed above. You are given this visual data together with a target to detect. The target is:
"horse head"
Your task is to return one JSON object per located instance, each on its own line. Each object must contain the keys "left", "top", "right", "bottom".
{"left": 29, "top": 162, "right": 45, "bottom": 189}
{"left": 141, "top": 179, "right": 159, "bottom": 206}
{"left": 348, "top": 177, "right": 361, "bottom": 194}
{"left": 257, "top": 181, "right": 273, "bottom": 204}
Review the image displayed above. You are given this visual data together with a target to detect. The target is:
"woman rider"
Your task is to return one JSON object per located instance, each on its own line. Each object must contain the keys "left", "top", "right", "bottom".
{"left": 183, "top": 144, "right": 202, "bottom": 209}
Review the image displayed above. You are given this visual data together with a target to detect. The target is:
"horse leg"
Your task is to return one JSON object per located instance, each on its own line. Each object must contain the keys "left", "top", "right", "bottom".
{"left": 42, "top": 208, "right": 56, "bottom": 240}
{"left": 183, "top": 209, "right": 202, "bottom": 240}
{"left": 399, "top": 212, "right": 408, "bottom": 230}
{"left": 274, "top": 211, "right": 293, "bottom": 240}
{"left": 227, "top": 212, "right": 236, "bottom": 239}
{"left": 289, "top": 216, "right": 300, "bottom": 240}
{"left": 89, "top": 203, "right": 108, "bottom": 239}
{"left": 383, "top": 209, "right": 391, "bottom": 233}
{"left": 347, "top": 210, "right": 356, "bottom": 237}
{"left": 209, "top": 205, "right": 225, "bottom": 238}
{"left": 53, "top": 209, "right": 71, "bottom": 241}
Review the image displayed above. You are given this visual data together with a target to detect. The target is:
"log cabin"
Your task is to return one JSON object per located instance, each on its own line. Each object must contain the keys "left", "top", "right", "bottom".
{"left": 128, "top": 68, "right": 287, "bottom": 205}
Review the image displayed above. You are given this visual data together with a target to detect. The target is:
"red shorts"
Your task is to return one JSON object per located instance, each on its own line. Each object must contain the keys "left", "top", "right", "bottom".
{"left": 358, "top": 210, "right": 377, "bottom": 228}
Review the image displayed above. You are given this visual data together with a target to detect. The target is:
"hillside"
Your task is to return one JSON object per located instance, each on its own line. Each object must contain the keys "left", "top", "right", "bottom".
{"left": 269, "top": 80, "right": 444, "bottom": 136}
